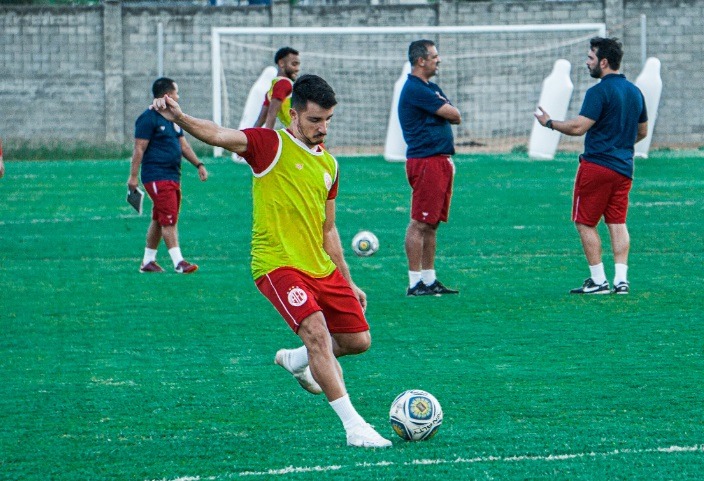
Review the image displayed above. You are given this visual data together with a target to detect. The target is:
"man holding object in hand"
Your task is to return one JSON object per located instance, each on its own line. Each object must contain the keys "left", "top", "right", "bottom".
{"left": 128, "top": 77, "right": 208, "bottom": 274}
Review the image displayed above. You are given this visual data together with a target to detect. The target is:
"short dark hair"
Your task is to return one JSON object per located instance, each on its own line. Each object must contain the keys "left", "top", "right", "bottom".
{"left": 291, "top": 74, "right": 337, "bottom": 111}
{"left": 152, "top": 77, "right": 176, "bottom": 98}
{"left": 275, "top": 47, "right": 299, "bottom": 65}
{"left": 590, "top": 37, "right": 623, "bottom": 70}
{"left": 408, "top": 39, "right": 435, "bottom": 66}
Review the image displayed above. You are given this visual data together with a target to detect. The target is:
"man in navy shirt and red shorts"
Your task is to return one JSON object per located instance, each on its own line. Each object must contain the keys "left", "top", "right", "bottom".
{"left": 535, "top": 37, "right": 648, "bottom": 295}
{"left": 128, "top": 77, "right": 209, "bottom": 274}
{"left": 399, "top": 39, "right": 462, "bottom": 297}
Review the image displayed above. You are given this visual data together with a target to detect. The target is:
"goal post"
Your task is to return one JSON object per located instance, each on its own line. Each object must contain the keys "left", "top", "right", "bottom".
{"left": 211, "top": 23, "right": 606, "bottom": 157}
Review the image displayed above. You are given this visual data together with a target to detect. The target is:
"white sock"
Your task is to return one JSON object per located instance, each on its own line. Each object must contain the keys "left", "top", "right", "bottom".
{"left": 408, "top": 271, "right": 422, "bottom": 288}
{"left": 142, "top": 248, "right": 157, "bottom": 265}
{"left": 168, "top": 247, "right": 184, "bottom": 267}
{"left": 614, "top": 263, "right": 628, "bottom": 285}
{"left": 589, "top": 263, "right": 607, "bottom": 284}
{"left": 421, "top": 269, "right": 436, "bottom": 286}
{"left": 287, "top": 346, "right": 309, "bottom": 372}
{"left": 329, "top": 394, "right": 365, "bottom": 430}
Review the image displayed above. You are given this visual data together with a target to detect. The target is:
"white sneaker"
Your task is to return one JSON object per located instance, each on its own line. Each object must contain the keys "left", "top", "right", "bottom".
{"left": 274, "top": 349, "right": 322, "bottom": 395}
{"left": 346, "top": 422, "right": 392, "bottom": 448}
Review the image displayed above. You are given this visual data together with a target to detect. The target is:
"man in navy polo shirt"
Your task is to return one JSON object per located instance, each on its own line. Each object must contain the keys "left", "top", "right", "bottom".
{"left": 127, "top": 77, "right": 209, "bottom": 274}
{"left": 399, "top": 39, "right": 462, "bottom": 297}
{"left": 535, "top": 37, "right": 648, "bottom": 295}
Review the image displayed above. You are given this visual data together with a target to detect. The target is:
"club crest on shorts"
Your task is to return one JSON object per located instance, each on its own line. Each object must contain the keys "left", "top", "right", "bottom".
{"left": 287, "top": 286, "right": 307, "bottom": 307}
{"left": 323, "top": 172, "right": 333, "bottom": 191}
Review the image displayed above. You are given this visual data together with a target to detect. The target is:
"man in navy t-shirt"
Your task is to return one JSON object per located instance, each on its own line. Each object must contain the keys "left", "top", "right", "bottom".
{"left": 127, "top": 77, "right": 209, "bottom": 274}
{"left": 398, "top": 39, "right": 462, "bottom": 297}
{"left": 535, "top": 37, "right": 648, "bottom": 295}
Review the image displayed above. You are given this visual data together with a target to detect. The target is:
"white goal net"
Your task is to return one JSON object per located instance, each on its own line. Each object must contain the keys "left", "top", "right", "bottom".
{"left": 212, "top": 24, "right": 605, "bottom": 156}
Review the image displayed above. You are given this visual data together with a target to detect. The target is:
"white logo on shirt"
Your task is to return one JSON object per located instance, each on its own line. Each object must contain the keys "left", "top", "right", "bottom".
{"left": 324, "top": 172, "right": 333, "bottom": 191}
{"left": 287, "top": 287, "right": 308, "bottom": 307}
{"left": 173, "top": 123, "right": 182, "bottom": 133}
{"left": 159, "top": 126, "right": 166, "bottom": 131}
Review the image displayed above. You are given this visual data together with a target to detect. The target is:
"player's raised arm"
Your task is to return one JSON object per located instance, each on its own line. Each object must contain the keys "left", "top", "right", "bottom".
{"left": 151, "top": 95, "right": 249, "bottom": 154}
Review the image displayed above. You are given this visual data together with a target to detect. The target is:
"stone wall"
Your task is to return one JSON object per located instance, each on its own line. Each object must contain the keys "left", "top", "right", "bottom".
{"left": 0, "top": 0, "right": 701, "bottom": 150}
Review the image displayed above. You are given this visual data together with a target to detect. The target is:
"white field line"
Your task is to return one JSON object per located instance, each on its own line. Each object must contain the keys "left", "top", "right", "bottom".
{"left": 0, "top": 214, "right": 140, "bottom": 226}
{"left": 144, "top": 444, "right": 702, "bottom": 480}
{"left": 630, "top": 200, "right": 696, "bottom": 207}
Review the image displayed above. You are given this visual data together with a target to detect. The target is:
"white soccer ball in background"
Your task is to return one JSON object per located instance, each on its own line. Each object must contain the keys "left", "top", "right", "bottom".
{"left": 351, "top": 230, "right": 379, "bottom": 257}
{"left": 389, "top": 389, "right": 443, "bottom": 441}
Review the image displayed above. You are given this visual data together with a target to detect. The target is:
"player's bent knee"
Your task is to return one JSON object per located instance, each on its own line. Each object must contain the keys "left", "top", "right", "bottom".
{"left": 335, "top": 331, "right": 371, "bottom": 355}
{"left": 298, "top": 313, "right": 333, "bottom": 350}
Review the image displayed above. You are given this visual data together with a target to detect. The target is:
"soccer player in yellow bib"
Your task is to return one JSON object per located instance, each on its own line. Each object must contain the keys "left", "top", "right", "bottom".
{"left": 254, "top": 47, "right": 300, "bottom": 129}
{"left": 151, "top": 74, "right": 391, "bottom": 448}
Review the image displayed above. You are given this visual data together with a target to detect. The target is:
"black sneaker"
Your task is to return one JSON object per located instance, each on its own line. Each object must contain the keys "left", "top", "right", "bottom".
{"left": 406, "top": 281, "right": 434, "bottom": 297}
{"left": 426, "top": 280, "right": 459, "bottom": 295}
{"left": 612, "top": 281, "right": 630, "bottom": 295}
{"left": 570, "top": 278, "right": 610, "bottom": 294}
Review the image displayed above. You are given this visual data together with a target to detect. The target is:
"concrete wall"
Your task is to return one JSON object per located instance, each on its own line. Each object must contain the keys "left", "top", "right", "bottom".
{"left": 626, "top": 0, "right": 704, "bottom": 143}
{"left": 121, "top": 3, "right": 271, "bottom": 145}
{"left": 0, "top": 6, "right": 105, "bottom": 143}
{"left": 0, "top": 0, "right": 702, "bottom": 150}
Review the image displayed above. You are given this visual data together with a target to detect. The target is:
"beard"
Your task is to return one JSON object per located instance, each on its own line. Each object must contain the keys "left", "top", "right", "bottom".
{"left": 293, "top": 121, "right": 324, "bottom": 147}
{"left": 589, "top": 63, "right": 602, "bottom": 79}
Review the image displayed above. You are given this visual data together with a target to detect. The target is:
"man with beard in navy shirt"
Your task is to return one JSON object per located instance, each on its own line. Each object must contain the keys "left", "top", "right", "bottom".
{"left": 535, "top": 37, "right": 647, "bottom": 295}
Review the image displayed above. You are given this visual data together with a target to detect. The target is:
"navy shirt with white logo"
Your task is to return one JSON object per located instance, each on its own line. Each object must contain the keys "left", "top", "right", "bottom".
{"left": 579, "top": 74, "right": 648, "bottom": 179}
{"left": 398, "top": 74, "right": 455, "bottom": 159}
{"left": 135, "top": 108, "right": 184, "bottom": 183}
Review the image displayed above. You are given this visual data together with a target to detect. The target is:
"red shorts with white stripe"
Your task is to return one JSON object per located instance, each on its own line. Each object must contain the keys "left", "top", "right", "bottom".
{"left": 255, "top": 267, "right": 369, "bottom": 334}
{"left": 144, "top": 180, "right": 181, "bottom": 226}
{"left": 572, "top": 158, "right": 632, "bottom": 227}
{"left": 406, "top": 155, "right": 455, "bottom": 225}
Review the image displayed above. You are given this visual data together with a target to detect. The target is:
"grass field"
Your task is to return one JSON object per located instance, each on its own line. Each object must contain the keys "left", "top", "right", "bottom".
{"left": 1, "top": 151, "right": 703, "bottom": 480}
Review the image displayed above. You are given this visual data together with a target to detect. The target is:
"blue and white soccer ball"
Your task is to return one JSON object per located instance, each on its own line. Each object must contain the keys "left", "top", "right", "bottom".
{"left": 389, "top": 389, "right": 443, "bottom": 441}
{"left": 351, "top": 230, "right": 379, "bottom": 257}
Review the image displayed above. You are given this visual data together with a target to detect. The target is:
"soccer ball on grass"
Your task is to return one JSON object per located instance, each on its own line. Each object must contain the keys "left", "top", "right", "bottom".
{"left": 351, "top": 230, "right": 379, "bottom": 257}
{"left": 389, "top": 389, "right": 443, "bottom": 441}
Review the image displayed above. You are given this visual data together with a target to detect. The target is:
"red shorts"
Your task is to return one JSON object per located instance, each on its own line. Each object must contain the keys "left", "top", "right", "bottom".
{"left": 572, "top": 159, "right": 632, "bottom": 227}
{"left": 406, "top": 155, "right": 455, "bottom": 225}
{"left": 144, "top": 180, "right": 181, "bottom": 226}
{"left": 255, "top": 267, "right": 369, "bottom": 334}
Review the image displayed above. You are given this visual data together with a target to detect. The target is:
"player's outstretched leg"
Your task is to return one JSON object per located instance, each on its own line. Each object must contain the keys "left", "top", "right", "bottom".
{"left": 324, "top": 388, "right": 393, "bottom": 448}
{"left": 296, "top": 312, "right": 391, "bottom": 447}
{"left": 329, "top": 395, "right": 392, "bottom": 448}
{"left": 345, "top": 421, "right": 393, "bottom": 448}
{"left": 275, "top": 347, "right": 322, "bottom": 395}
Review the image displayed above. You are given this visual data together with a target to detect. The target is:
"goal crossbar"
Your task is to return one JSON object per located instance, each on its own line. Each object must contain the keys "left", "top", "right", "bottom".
{"left": 211, "top": 23, "right": 606, "bottom": 156}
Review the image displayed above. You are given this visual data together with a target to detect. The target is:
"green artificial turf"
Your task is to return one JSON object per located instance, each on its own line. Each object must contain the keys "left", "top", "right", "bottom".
{"left": 1, "top": 151, "right": 702, "bottom": 480}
